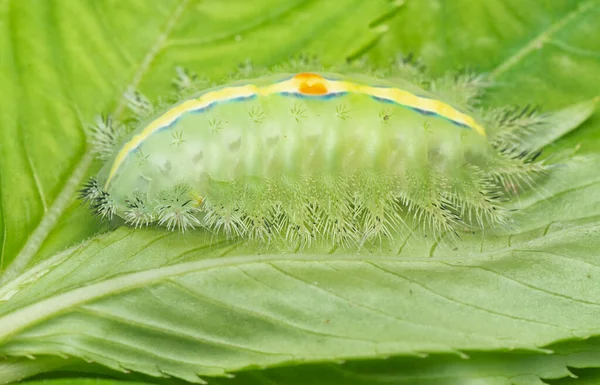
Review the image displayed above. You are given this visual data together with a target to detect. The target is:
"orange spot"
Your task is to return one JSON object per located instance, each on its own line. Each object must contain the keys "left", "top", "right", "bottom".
{"left": 294, "top": 72, "right": 328, "bottom": 95}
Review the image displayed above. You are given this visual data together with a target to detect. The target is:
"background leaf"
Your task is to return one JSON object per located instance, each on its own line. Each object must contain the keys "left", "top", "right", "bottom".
{"left": 1, "top": 0, "right": 600, "bottom": 384}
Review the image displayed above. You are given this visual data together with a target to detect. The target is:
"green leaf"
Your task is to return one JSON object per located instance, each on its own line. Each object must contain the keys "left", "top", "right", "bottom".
{"left": 1, "top": 153, "right": 600, "bottom": 383}
{"left": 1, "top": 0, "right": 600, "bottom": 384}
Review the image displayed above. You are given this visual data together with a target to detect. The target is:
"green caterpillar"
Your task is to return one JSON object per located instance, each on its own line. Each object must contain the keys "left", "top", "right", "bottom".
{"left": 80, "top": 62, "right": 589, "bottom": 248}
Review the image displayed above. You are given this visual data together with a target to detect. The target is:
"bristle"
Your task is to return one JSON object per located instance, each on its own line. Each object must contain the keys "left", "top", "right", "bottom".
{"left": 237, "top": 178, "right": 276, "bottom": 242}
{"left": 169, "top": 66, "right": 213, "bottom": 104}
{"left": 172, "top": 66, "right": 199, "bottom": 93}
{"left": 124, "top": 196, "right": 155, "bottom": 228}
{"left": 86, "top": 115, "right": 125, "bottom": 160}
{"left": 272, "top": 54, "right": 323, "bottom": 74}
{"left": 431, "top": 69, "right": 490, "bottom": 109}
{"left": 486, "top": 149, "right": 550, "bottom": 198}
{"left": 156, "top": 203, "right": 202, "bottom": 232}
{"left": 275, "top": 177, "right": 315, "bottom": 247}
{"left": 78, "top": 177, "right": 103, "bottom": 203}
{"left": 154, "top": 184, "right": 202, "bottom": 231}
{"left": 90, "top": 191, "right": 117, "bottom": 220}
{"left": 485, "top": 105, "right": 548, "bottom": 149}
{"left": 202, "top": 200, "right": 246, "bottom": 238}
{"left": 79, "top": 177, "right": 117, "bottom": 221}
{"left": 353, "top": 171, "right": 405, "bottom": 244}
{"left": 387, "top": 53, "right": 429, "bottom": 87}
{"left": 446, "top": 165, "right": 509, "bottom": 229}
{"left": 124, "top": 87, "right": 154, "bottom": 118}
{"left": 311, "top": 175, "right": 364, "bottom": 247}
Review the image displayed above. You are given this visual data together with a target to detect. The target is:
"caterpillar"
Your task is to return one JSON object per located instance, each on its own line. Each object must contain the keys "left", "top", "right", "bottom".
{"left": 79, "top": 60, "right": 587, "bottom": 248}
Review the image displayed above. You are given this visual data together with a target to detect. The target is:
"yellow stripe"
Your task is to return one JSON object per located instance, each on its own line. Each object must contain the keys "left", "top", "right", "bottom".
{"left": 104, "top": 76, "right": 486, "bottom": 188}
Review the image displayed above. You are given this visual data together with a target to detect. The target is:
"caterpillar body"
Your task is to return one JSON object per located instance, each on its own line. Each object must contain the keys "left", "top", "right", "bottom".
{"left": 81, "top": 69, "right": 551, "bottom": 247}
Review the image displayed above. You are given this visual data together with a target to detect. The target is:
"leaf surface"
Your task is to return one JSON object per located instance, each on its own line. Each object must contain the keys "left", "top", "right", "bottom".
{"left": 1, "top": 0, "right": 600, "bottom": 384}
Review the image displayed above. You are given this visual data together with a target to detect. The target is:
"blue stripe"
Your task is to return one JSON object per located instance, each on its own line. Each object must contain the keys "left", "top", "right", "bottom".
{"left": 371, "top": 96, "right": 471, "bottom": 130}
{"left": 279, "top": 91, "right": 347, "bottom": 100}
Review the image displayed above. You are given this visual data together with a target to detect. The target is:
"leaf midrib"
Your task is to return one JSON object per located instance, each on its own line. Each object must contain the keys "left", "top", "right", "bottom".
{"left": 0, "top": 253, "right": 387, "bottom": 342}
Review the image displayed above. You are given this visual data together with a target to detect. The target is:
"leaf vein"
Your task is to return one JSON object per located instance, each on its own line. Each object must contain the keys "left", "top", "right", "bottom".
{"left": 266, "top": 263, "right": 505, "bottom": 342}
{"left": 449, "top": 256, "right": 600, "bottom": 307}
{"left": 365, "top": 261, "right": 571, "bottom": 332}
{"left": 166, "top": 0, "right": 313, "bottom": 48}
{"left": 167, "top": 278, "right": 378, "bottom": 345}
{"left": 490, "top": 0, "right": 599, "bottom": 78}
{"left": 76, "top": 306, "right": 293, "bottom": 358}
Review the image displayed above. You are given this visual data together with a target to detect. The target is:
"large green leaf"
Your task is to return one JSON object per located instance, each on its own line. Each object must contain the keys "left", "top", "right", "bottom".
{"left": 1, "top": 154, "right": 600, "bottom": 383}
{"left": 1, "top": 0, "right": 600, "bottom": 384}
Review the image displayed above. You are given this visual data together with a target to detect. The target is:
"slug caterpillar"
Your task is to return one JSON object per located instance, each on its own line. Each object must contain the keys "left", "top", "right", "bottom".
{"left": 80, "top": 58, "right": 589, "bottom": 248}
